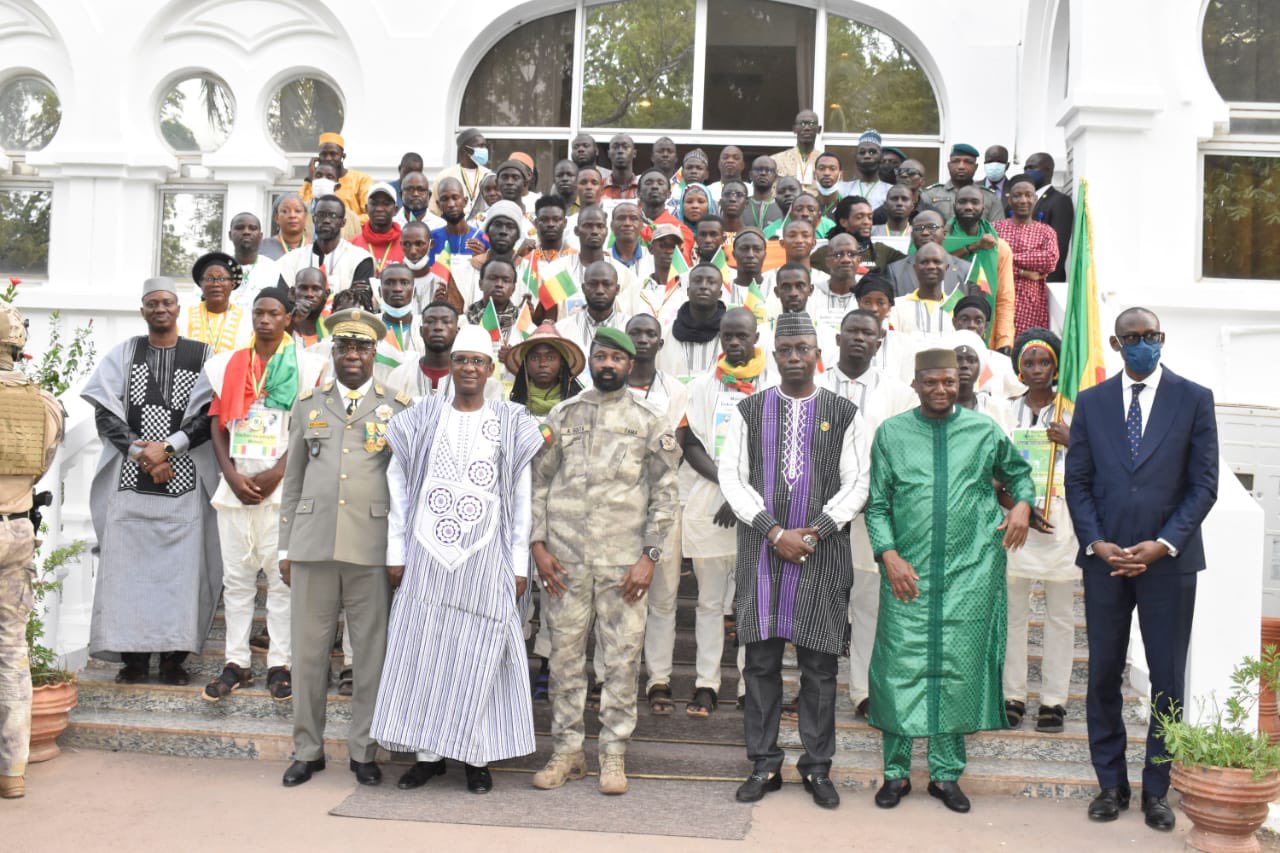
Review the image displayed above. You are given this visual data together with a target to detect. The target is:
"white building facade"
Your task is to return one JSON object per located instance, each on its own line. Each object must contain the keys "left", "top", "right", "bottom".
{"left": 2, "top": 0, "right": 1277, "bottom": 711}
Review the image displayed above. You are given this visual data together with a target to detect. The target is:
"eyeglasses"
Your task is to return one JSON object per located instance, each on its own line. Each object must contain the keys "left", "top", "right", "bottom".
{"left": 333, "top": 341, "right": 375, "bottom": 354}
{"left": 312, "top": 211, "right": 343, "bottom": 221}
{"left": 201, "top": 276, "right": 235, "bottom": 286}
{"left": 795, "top": 119, "right": 820, "bottom": 128}
{"left": 1117, "top": 331, "right": 1165, "bottom": 346}
{"left": 450, "top": 354, "right": 490, "bottom": 367}
{"left": 775, "top": 344, "right": 817, "bottom": 358}
{"left": 912, "top": 223, "right": 942, "bottom": 232}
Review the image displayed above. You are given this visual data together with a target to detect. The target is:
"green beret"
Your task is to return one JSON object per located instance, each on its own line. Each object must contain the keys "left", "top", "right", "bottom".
{"left": 882, "top": 146, "right": 907, "bottom": 160}
{"left": 593, "top": 326, "right": 636, "bottom": 357}
{"left": 950, "top": 143, "right": 980, "bottom": 158}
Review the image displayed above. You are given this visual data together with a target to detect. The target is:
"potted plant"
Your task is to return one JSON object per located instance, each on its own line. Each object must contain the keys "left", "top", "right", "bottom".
{"left": 1156, "top": 646, "right": 1280, "bottom": 853}
{"left": 26, "top": 540, "right": 85, "bottom": 763}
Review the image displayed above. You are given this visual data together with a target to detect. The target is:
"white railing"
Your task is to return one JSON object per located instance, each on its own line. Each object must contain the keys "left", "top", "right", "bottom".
{"left": 34, "top": 388, "right": 101, "bottom": 673}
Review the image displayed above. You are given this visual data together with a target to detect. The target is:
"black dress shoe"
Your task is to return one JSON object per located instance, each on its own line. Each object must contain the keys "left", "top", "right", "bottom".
{"left": 282, "top": 758, "right": 325, "bottom": 787}
{"left": 350, "top": 759, "right": 382, "bottom": 786}
{"left": 1141, "top": 793, "right": 1175, "bottom": 831}
{"left": 928, "top": 780, "right": 971, "bottom": 813}
{"left": 803, "top": 773, "right": 840, "bottom": 809}
{"left": 397, "top": 759, "right": 447, "bottom": 790}
{"left": 1087, "top": 785, "right": 1131, "bottom": 822}
{"left": 875, "top": 778, "right": 911, "bottom": 808}
{"left": 735, "top": 771, "right": 782, "bottom": 803}
{"left": 465, "top": 764, "right": 493, "bottom": 794}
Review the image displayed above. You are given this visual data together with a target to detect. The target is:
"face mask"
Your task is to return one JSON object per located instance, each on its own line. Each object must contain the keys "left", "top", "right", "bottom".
{"left": 1023, "top": 169, "right": 1044, "bottom": 187}
{"left": 402, "top": 253, "right": 431, "bottom": 271}
{"left": 469, "top": 147, "right": 490, "bottom": 168}
{"left": 984, "top": 162, "right": 1007, "bottom": 183}
{"left": 382, "top": 301, "right": 414, "bottom": 319}
{"left": 311, "top": 177, "right": 337, "bottom": 197}
{"left": 1120, "top": 339, "right": 1162, "bottom": 375}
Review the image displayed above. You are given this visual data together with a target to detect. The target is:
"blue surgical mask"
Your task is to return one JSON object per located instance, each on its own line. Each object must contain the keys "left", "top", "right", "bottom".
{"left": 984, "top": 162, "right": 1008, "bottom": 183}
{"left": 1120, "top": 340, "right": 1162, "bottom": 375}
{"left": 1024, "top": 169, "right": 1044, "bottom": 187}
{"left": 382, "top": 301, "right": 414, "bottom": 319}
{"left": 469, "top": 146, "right": 490, "bottom": 168}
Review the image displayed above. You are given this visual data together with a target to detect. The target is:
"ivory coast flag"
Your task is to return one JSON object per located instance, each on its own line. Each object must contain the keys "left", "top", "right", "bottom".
{"left": 1057, "top": 178, "right": 1106, "bottom": 416}
{"left": 538, "top": 262, "right": 578, "bottom": 310}
{"left": 480, "top": 299, "right": 502, "bottom": 342}
{"left": 514, "top": 301, "right": 535, "bottom": 340}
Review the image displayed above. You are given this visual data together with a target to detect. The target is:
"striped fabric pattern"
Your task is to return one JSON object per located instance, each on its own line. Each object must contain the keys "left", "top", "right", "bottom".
{"left": 370, "top": 397, "right": 543, "bottom": 765}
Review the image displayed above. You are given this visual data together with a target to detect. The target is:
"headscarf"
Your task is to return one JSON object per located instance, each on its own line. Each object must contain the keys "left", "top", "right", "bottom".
{"left": 948, "top": 328, "right": 989, "bottom": 380}
{"left": 677, "top": 183, "right": 716, "bottom": 230}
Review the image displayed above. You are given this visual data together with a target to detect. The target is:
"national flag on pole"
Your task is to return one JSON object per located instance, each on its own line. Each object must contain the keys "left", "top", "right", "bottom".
{"left": 523, "top": 255, "right": 540, "bottom": 301}
{"left": 480, "top": 299, "right": 502, "bottom": 342}
{"left": 670, "top": 249, "right": 690, "bottom": 276}
{"left": 538, "top": 263, "right": 579, "bottom": 310}
{"left": 744, "top": 281, "right": 767, "bottom": 322}
{"left": 710, "top": 247, "right": 731, "bottom": 284}
{"left": 429, "top": 242, "right": 453, "bottom": 284}
{"left": 514, "top": 302, "right": 535, "bottom": 340}
{"left": 1056, "top": 178, "right": 1107, "bottom": 417}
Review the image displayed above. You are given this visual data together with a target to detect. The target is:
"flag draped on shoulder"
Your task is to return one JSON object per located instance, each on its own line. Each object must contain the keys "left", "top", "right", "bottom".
{"left": 942, "top": 219, "right": 1000, "bottom": 345}
{"left": 1056, "top": 178, "right": 1106, "bottom": 417}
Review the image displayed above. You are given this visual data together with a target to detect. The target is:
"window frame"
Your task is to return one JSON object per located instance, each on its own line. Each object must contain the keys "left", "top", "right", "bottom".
{"left": 0, "top": 73, "right": 63, "bottom": 158}
{"left": 462, "top": 0, "right": 942, "bottom": 175}
{"left": 154, "top": 181, "right": 228, "bottom": 283}
{"left": 1197, "top": 140, "right": 1280, "bottom": 283}
{"left": 0, "top": 177, "right": 54, "bottom": 280}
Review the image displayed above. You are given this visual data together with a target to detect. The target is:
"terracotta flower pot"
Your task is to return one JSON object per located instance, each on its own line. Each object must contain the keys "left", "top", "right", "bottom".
{"left": 1260, "top": 618, "right": 1280, "bottom": 743}
{"left": 28, "top": 680, "right": 78, "bottom": 763}
{"left": 1172, "top": 762, "right": 1280, "bottom": 853}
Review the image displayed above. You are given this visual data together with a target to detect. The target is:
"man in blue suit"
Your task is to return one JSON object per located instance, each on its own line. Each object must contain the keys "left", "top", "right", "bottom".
{"left": 1065, "top": 307, "right": 1218, "bottom": 832}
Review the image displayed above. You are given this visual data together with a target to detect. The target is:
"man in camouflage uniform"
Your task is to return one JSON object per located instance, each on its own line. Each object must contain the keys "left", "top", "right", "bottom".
{"left": 921, "top": 143, "right": 1005, "bottom": 223}
{"left": 0, "top": 303, "right": 64, "bottom": 799}
{"left": 530, "top": 327, "right": 680, "bottom": 796}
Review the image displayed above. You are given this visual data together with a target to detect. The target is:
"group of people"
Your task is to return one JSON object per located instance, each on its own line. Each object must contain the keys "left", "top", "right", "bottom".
{"left": 0, "top": 117, "right": 1218, "bottom": 839}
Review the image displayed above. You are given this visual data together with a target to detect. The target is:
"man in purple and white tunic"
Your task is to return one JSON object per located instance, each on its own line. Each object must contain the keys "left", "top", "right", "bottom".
{"left": 719, "top": 311, "right": 870, "bottom": 811}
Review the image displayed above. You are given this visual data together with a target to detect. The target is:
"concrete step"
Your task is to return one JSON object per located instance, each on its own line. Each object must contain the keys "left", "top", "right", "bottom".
{"left": 63, "top": 708, "right": 1143, "bottom": 800}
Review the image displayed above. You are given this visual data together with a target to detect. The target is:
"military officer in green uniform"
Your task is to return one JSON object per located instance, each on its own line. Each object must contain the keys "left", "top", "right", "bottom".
{"left": 530, "top": 327, "right": 681, "bottom": 796}
{"left": 921, "top": 143, "right": 1005, "bottom": 223}
{"left": 0, "top": 302, "right": 63, "bottom": 800}
{"left": 277, "top": 308, "right": 412, "bottom": 789}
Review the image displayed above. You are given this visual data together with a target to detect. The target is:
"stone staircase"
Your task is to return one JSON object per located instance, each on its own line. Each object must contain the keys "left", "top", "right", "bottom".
{"left": 64, "top": 571, "right": 1148, "bottom": 798}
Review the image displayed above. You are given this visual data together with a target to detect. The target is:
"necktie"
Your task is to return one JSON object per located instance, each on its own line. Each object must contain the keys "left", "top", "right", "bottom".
{"left": 346, "top": 391, "right": 360, "bottom": 416}
{"left": 1126, "top": 383, "right": 1145, "bottom": 462}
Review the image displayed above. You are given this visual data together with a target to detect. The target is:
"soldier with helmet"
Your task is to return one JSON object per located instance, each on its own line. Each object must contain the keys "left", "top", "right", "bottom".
{"left": 0, "top": 302, "right": 64, "bottom": 800}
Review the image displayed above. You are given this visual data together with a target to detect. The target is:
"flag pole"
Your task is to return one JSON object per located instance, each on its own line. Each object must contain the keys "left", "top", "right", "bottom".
{"left": 1041, "top": 390, "right": 1065, "bottom": 523}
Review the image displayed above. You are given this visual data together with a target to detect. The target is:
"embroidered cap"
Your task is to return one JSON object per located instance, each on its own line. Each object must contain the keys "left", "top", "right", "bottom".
{"left": 318, "top": 132, "right": 345, "bottom": 149}
{"left": 915, "top": 347, "right": 959, "bottom": 372}
{"left": 142, "top": 276, "right": 178, "bottom": 298}
{"left": 453, "top": 324, "right": 496, "bottom": 359}
{"left": 858, "top": 129, "right": 882, "bottom": 147}
{"left": 774, "top": 311, "right": 817, "bottom": 339}
{"left": 192, "top": 251, "right": 242, "bottom": 289}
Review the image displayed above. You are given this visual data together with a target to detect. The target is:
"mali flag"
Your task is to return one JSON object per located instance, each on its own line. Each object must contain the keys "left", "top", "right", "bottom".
{"left": 744, "top": 281, "right": 767, "bottom": 322}
{"left": 480, "top": 300, "right": 502, "bottom": 342}
{"left": 538, "top": 263, "right": 579, "bottom": 310}
{"left": 1056, "top": 178, "right": 1106, "bottom": 417}
{"left": 710, "top": 246, "right": 732, "bottom": 286}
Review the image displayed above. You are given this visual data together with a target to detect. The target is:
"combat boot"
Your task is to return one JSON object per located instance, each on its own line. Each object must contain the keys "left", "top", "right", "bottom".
{"left": 0, "top": 775, "right": 24, "bottom": 799}
{"left": 531, "top": 750, "right": 587, "bottom": 790}
{"left": 598, "top": 753, "right": 628, "bottom": 795}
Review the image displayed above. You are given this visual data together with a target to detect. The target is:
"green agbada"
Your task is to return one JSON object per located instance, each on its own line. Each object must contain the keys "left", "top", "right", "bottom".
{"left": 865, "top": 406, "right": 1035, "bottom": 739}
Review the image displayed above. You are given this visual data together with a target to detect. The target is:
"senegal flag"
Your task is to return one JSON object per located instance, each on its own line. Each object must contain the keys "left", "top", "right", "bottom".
{"left": 1056, "top": 179, "right": 1106, "bottom": 417}
{"left": 429, "top": 242, "right": 453, "bottom": 284}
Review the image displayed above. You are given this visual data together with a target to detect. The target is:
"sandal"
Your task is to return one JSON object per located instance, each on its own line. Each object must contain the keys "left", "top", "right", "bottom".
{"left": 202, "top": 663, "right": 252, "bottom": 702}
{"left": 337, "top": 668, "right": 354, "bottom": 697}
{"left": 1005, "top": 699, "right": 1026, "bottom": 728}
{"left": 1035, "top": 703, "right": 1066, "bottom": 733}
{"left": 267, "top": 666, "right": 292, "bottom": 702}
{"left": 687, "top": 687, "right": 718, "bottom": 718}
{"left": 648, "top": 683, "right": 676, "bottom": 716}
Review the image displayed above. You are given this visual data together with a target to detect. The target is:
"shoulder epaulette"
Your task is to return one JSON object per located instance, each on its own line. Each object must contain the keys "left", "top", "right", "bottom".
{"left": 321, "top": 380, "right": 334, "bottom": 393}
{"left": 299, "top": 388, "right": 314, "bottom": 401}
{"left": 924, "top": 182, "right": 944, "bottom": 190}
{"left": 374, "top": 384, "right": 385, "bottom": 397}
{"left": 395, "top": 390, "right": 412, "bottom": 406}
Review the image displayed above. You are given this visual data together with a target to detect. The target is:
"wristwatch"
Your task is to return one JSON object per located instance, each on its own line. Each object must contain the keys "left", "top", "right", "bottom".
{"left": 643, "top": 546, "right": 662, "bottom": 562}
{"left": 163, "top": 442, "right": 176, "bottom": 457}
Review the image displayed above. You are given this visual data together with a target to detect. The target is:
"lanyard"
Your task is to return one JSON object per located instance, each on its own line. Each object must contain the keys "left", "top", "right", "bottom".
{"left": 250, "top": 350, "right": 268, "bottom": 399}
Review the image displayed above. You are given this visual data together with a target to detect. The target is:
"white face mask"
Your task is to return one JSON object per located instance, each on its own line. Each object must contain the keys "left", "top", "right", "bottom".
{"left": 312, "top": 177, "right": 337, "bottom": 197}
{"left": 983, "top": 163, "right": 1007, "bottom": 183}
{"left": 402, "top": 253, "right": 431, "bottom": 271}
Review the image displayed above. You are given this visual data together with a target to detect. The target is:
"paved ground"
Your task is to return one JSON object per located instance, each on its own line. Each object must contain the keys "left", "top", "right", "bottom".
{"left": 6, "top": 749, "right": 1270, "bottom": 852}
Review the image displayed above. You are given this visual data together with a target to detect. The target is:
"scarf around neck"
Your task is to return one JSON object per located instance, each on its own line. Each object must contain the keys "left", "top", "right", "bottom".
{"left": 672, "top": 301, "right": 726, "bottom": 344}
{"left": 525, "top": 382, "right": 563, "bottom": 417}
{"left": 715, "top": 348, "right": 767, "bottom": 393}
{"left": 209, "top": 336, "right": 299, "bottom": 424}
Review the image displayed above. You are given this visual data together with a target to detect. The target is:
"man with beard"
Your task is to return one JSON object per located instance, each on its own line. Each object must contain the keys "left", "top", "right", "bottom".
{"left": 530, "top": 327, "right": 681, "bottom": 796}
{"left": 278, "top": 195, "right": 374, "bottom": 296}
{"left": 944, "top": 186, "right": 1016, "bottom": 352}
{"left": 838, "top": 129, "right": 889, "bottom": 209}
{"left": 227, "top": 212, "right": 280, "bottom": 308}
{"left": 563, "top": 205, "right": 637, "bottom": 316}
{"left": 289, "top": 268, "right": 331, "bottom": 348}
{"left": 720, "top": 311, "right": 869, "bottom": 810}
{"left": 352, "top": 183, "right": 404, "bottom": 277}
{"left": 744, "top": 157, "right": 783, "bottom": 230}
{"left": 813, "top": 153, "right": 845, "bottom": 220}
{"left": 602, "top": 134, "right": 640, "bottom": 200}
{"left": 556, "top": 261, "right": 629, "bottom": 375}
{"left": 922, "top": 143, "right": 1005, "bottom": 223}
{"left": 394, "top": 172, "right": 444, "bottom": 230}
{"left": 873, "top": 160, "right": 941, "bottom": 225}
{"left": 386, "top": 301, "right": 503, "bottom": 402}
{"left": 430, "top": 128, "right": 492, "bottom": 216}
{"left": 571, "top": 133, "right": 601, "bottom": 175}
{"left": 885, "top": 210, "right": 972, "bottom": 298}
{"left": 774, "top": 110, "right": 823, "bottom": 194}
{"left": 428, "top": 177, "right": 485, "bottom": 266}
{"left": 301, "top": 132, "right": 373, "bottom": 221}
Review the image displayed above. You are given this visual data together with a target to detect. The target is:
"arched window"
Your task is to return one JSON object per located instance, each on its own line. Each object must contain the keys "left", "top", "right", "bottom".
{"left": 0, "top": 75, "right": 61, "bottom": 153}
{"left": 458, "top": 1, "right": 943, "bottom": 186}
{"left": 157, "top": 74, "right": 235, "bottom": 153}
{"left": 1200, "top": 0, "right": 1280, "bottom": 280}
{"left": 268, "top": 76, "right": 345, "bottom": 154}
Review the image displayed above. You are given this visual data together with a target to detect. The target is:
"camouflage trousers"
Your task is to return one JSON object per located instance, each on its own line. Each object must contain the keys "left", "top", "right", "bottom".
{"left": 546, "top": 562, "right": 647, "bottom": 756}
{"left": 0, "top": 517, "right": 35, "bottom": 777}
